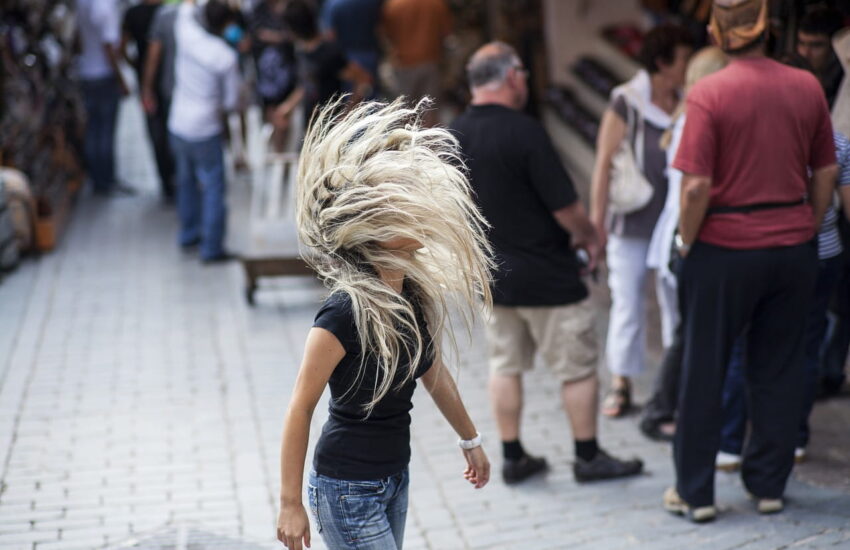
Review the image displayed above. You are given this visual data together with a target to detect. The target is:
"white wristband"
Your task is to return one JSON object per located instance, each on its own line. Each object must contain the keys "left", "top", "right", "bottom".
{"left": 457, "top": 432, "right": 483, "bottom": 450}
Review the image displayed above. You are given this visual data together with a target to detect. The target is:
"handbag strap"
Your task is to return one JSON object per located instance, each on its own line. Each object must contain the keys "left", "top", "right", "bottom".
{"left": 622, "top": 90, "right": 645, "bottom": 172}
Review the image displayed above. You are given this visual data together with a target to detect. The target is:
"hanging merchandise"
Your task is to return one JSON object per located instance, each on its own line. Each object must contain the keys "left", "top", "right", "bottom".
{"left": 0, "top": 0, "right": 85, "bottom": 256}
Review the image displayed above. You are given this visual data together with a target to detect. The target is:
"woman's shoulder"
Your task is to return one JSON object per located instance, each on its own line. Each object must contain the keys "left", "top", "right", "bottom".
{"left": 314, "top": 291, "right": 358, "bottom": 350}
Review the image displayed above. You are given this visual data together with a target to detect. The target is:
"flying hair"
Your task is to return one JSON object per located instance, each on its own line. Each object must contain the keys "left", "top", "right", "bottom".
{"left": 296, "top": 97, "right": 495, "bottom": 412}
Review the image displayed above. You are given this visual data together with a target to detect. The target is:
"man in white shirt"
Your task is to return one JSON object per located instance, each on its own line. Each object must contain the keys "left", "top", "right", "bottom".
{"left": 76, "top": 0, "right": 128, "bottom": 195}
{"left": 168, "top": 0, "right": 241, "bottom": 263}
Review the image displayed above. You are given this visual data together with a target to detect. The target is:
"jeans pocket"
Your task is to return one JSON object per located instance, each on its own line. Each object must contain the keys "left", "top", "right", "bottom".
{"left": 307, "top": 485, "right": 322, "bottom": 534}
{"left": 339, "top": 479, "right": 391, "bottom": 544}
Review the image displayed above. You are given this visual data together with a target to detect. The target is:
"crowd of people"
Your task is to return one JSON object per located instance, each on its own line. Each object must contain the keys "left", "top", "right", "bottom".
{"left": 69, "top": 0, "right": 850, "bottom": 548}
{"left": 75, "top": 0, "right": 453, "bottom": 262}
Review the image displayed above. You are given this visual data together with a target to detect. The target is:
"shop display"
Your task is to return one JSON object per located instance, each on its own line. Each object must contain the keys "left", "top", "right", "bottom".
{"left": 0, "top": 0, "right": 85, "bottom": 255}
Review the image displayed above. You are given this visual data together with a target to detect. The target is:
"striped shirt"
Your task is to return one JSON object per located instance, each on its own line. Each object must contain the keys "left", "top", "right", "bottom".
{"left": 817, "top": 131, "right": 850, "bottom": 259}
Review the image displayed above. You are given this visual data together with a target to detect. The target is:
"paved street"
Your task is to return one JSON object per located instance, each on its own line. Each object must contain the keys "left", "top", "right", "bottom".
{"left": 1, "top": 100, "right": 849, "bottom": 550}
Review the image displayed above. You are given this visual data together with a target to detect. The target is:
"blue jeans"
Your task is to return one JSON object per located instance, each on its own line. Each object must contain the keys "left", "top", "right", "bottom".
{"left": 720, "top": 256, "right": 843, "bottom": 453}
{"left": 169, "top": 133, "right": 227, "bottom": 260}
{"left": 720, "top": 340, "right": 747, "bottom": 455}
{"left": 80, "top": 76, "right": 121, "bottom": 192}
{"left": 308, "top": 468, "right": 409, "bottom": 550}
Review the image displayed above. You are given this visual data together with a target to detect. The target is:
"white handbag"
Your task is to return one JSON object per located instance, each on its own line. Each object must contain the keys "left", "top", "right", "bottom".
{"left": 608, "top": 93, "right": 654, "bottom": 215}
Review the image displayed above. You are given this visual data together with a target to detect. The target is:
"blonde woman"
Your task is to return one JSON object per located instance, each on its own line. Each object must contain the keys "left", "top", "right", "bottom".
{"left": 639, "top": 46, "right": 728, "bottom": 443}
{"left": 276, "top": 98, "right": 493, "bottom": 550}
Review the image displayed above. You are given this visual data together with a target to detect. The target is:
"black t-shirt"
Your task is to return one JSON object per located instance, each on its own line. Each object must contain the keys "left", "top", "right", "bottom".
{"left": 123, "top": 3, "right": 162, "bottom": 80}
{"left": 312, "top": 289, "right": 434, "bottom": 480}
{"left": 297, "top": 41, "right": 348, "bottom": 117}
{"left": 450, "top": 104, "right": 587, "bottom": 307}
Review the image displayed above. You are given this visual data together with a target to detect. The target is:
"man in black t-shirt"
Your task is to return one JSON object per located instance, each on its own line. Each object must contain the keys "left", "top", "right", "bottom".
{"left": 450, "top": 42, "right": 643, "bottom": 485}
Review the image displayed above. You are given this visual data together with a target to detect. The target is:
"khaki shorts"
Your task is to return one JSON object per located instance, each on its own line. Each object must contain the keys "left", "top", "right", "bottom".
{"left": 484, "top": 299, "right": 599, "bottom": 383}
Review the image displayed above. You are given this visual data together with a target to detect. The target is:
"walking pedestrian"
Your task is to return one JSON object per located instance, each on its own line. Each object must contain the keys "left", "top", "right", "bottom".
{"left": 381, "top": 0, "right": 452, "bottom": 127}
{"left": 76, "top": 0, "right": 128, "bottom": 196}
{"left": 321, "top": 0, "right": 383, "bottom": 93}
{"left": 450, "top": 42, "right": 643, "bottom": 485}
{"left": 141, "top": 2, "right": 179, "bottom": 178}
{"left": 123, "top": 0, "right": 175, "bottom": 200}
{"left": 276, "top": 98, "right": 493, "bottom": 550}
{"left": 663, "top": 0, "right": 838, "bottom": 523}
{"left": 590, "top": 24, "right": 693, "bottom": 417}
{"left": 168, "top": 0, "right": 242, "bottom": 263}
{"left": 270, "top": 0, "right": 373, "bottom": 134}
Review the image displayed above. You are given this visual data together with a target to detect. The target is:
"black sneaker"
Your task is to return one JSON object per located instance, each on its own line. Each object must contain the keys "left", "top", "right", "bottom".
{"left": 202, "top": 251, "right": 237, "bottom": 264}
{"left": 502, "top": 454, "right": 549, "bottom": 485}
{"left": 573, "top": 448, "right": 643, "bottom": 482}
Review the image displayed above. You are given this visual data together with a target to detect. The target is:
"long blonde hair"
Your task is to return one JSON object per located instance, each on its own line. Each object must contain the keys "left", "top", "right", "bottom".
{"left": 296, "top": 98, "right": 494, "bottom": 411}
{"left": 661, "top": 46, "right": 728, "bottom": 150}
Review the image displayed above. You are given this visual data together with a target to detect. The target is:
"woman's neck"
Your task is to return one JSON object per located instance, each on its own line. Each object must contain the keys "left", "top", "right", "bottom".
{"left": 650, "top": 74, "right": 678, "bottom": 115}
{"left": 377, "top": 267, "right": 406, "bottom": 294}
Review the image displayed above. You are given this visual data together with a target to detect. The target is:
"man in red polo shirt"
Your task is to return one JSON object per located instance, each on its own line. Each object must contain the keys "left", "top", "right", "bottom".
{"left": 663, "top": 0, "right": 838, "bottom": 523}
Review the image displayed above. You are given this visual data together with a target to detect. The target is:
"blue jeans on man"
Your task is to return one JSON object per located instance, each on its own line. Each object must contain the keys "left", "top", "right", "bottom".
{"left": 720, "top": 255, "right": 843, "bottom": 453}
{"left": 308, "top": 468, "right": 409, "bottom": 549}
{"left": 169, "top": 133, "right": 227, "bottom": 260}
{"left": 81, "top": 76, "right": 121, "bottom": 193}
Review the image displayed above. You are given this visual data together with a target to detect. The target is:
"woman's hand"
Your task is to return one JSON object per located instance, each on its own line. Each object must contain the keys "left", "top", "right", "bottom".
{"left": 462, "top": 446, "right": 490, "bottom": 489}
{"left": 277, "top": 503, "right": 311, "bottom": 550}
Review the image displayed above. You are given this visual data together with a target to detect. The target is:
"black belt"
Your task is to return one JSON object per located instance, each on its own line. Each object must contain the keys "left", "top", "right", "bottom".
{"left": 707, "top": 198, "right": 807, "bottom": 215}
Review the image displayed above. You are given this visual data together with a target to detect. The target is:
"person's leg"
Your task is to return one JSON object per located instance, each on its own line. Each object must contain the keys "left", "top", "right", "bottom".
{"left": 640, "top": 324, "right": 682, "bottom": 440}
{"left": 604, "top": 235, "right": 651, "bottom": 413}
{"left": 485, "top": 306, "right": 534, "bottom": 443}
{"left": 193, "top": 134, "right": 227, "bottom": 260}
{"left": 674, "top": 243, "right": 755, "bottom": 508}
{"left": 656, "top": 270, "right": 680, "bottom": 350}
{"left": 99, "top": 76, "right": 121, "bottom": 190}
{"left": 484, "top": 306, "right": 545, "bottom": 482}
{"left": 527, "top": 300, "right": 643, "bottom": 480}
{"left": 311, "top": 472, "right": 399, "bottom": 550}
{"left": 169, "top": 133, "right": 201, "bottom": 247}
{"left": 798, "top": 255, "right": 842, "bottom": 449}
{"left": 742, "top": 244, "right": 817, "bottom": 501}
{"left": 822, "top": 225, "right": 850, "bottom": 393}
{"left": 718, "top": 338, "right": 747, "bottom": 458}
{"left": 81, "top": 79, "right": 108, "bottom": 192}
{"left": 385, "top": 469, "right": 409, "bottom": 550}
{"left": 147, "top": 93, "right": 175, "bottom": 199}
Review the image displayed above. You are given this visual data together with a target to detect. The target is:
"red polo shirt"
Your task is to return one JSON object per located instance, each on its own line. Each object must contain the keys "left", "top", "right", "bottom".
{"left": 673, "top": 57, "right": 836, "bottom": 249}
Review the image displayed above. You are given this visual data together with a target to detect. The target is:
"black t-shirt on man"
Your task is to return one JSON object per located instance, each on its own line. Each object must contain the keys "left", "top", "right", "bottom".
{"left": 312, "top": 289, "right": 434, "bottom": 480}
{"left": 450, "top": 104, "right": 587, "bottom": 307}
{"left": 297, "top": 41, "right": 348, "bottom": 117}
{"left": 123, "top": 2, "right": 162, "bottom": 81}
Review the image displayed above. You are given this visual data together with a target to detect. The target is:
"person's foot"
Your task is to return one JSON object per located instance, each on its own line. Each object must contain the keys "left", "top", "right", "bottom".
{"left": 794, "top": 447, "right": 807, "bottom": 464}
{"left": 201, "top": 251, "right": 236, "bottom": 264}
{"left": 715, "top": 451, "right": 741, "bottom": 472}
{"left": 502, "top": 454, "right": 549, "bottom": 485}
{"left": 573, "top": 448, "right": 643, "bottom": 482}
{"left": 639, "top": 418, "right": 675, "bottom": 442}
{"left": 663, "top": 487, "right": 717, "bottom": 523}
{"left": 602, "top": 378, "right": 632, "bottom": 418}
{"left": 746, "top": 491, "right": 784, "bottom": 514}
{"left": 180, "top": 237, "right": 201, "bottom": 251}
{"left": 111, "top": 182, "right": 137, "bottom": 196}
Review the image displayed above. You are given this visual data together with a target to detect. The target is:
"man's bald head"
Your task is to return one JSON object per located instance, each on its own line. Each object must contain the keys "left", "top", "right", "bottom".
{"left": 466, "top": 41, "right": 522, "bottom": 90}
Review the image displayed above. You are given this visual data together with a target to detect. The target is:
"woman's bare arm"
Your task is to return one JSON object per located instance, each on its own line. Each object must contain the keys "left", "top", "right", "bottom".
{"left": 421, "top": 358, "right": 490, "bottom": 489}
{"left": 277, "top": 327, "right": 344, "bottom": 550}
{"left": 589, "top": 108, "right": 627, "bottom": 250}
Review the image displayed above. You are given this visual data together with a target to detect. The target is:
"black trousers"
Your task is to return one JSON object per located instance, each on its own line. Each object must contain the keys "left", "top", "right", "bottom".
{"left": 674, "top": 241, "right": 817, "bottom": 507}
{"left": 146, "top": 93, "right": 175, "bottom": 198}
{"left": 642, "top": 324, "right": 683, "bottom": 425}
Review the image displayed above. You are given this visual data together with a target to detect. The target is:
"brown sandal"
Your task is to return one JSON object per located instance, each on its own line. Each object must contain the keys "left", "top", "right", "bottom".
{"left": 602, "top": 385, "right": 632, "bottom": 417}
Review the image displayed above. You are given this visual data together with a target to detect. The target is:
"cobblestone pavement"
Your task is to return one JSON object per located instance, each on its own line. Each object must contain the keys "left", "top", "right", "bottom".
{"left": 1, "top": 101, "right": 849, "bottom": 550}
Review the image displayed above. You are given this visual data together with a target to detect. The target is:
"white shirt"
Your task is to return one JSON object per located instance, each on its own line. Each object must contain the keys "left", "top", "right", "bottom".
{"left": 646, "top": 114, "right": 684, "bottom": 280}
{"left": 76, "top": 0, "right": 121, "bottom": 80}
{"left": 168, "top": 2, "right": 241, "bottom": 141}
